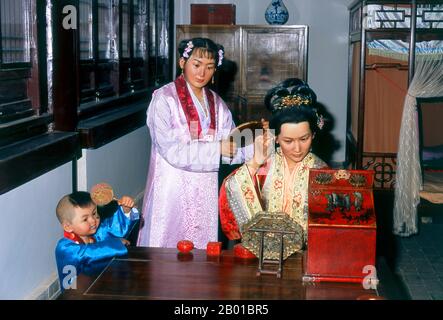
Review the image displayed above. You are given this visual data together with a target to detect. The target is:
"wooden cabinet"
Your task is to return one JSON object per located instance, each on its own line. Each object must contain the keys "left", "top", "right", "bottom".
{"left": 176, "top": 25, "right": 308, "bottom": 123}
{"left": 346, "top": 0, "right": 443, "bottom": 190}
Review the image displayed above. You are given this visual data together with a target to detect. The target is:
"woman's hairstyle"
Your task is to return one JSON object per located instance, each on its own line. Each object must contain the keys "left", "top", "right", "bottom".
{"left": 178, "top": 37, "right": 224, "bottom": 67}
{"left": 264, "top": 78, "right": 324, "bottom": 136}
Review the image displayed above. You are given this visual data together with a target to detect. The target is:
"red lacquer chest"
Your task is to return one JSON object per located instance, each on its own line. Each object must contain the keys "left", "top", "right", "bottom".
{"left": 303, "top": 169, "right": 377, "bottom": 284}
{"left": 190, "top": 4, "right": 236, "bottom": 25}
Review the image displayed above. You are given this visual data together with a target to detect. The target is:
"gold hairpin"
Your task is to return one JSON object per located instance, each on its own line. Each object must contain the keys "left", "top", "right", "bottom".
{"left": 275, "top": 94, "right": 311, "bottom": 110}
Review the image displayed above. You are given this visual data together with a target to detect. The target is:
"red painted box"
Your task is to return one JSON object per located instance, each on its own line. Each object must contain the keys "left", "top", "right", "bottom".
{"left": 303, "top": 169, "right": 377, "bottom": 284}
{"left": 191, "top": 4, "right": 236, "bottom": 25}
{"left": 233, "top": 243, "right": 256, "bottom": 259}
{"left": 206, "top": 242, "right": 222, "bottom": 256}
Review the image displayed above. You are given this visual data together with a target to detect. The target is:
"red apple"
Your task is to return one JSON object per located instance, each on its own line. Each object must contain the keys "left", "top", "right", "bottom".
{"left": 177, "top": 240, "right": 194, "bottom": 253}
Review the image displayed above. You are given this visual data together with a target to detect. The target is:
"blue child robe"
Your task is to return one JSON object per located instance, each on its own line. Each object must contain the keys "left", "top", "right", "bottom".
{"left": 55, "top": 206, "right": 139, "bottom": 290}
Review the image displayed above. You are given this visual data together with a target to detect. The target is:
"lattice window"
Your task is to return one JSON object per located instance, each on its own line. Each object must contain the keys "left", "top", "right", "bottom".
{"left": 79, "top": 0, "right": 93, "bottom": 60}
{"left": 78, "top": 0, "right": 169, "bottom": 104}
{"left": 365, "top": 4, "right": 412, "bottom": 29}
{"left": 364, "top": 3, "right": 443, "bottom": 29}
{"left": 416, "top": 4, "right": 443, "bottom": 29}
{"left": 0, "top": 0, "right": 38, "bottom": 126}
{"left": 0, "top": 0, "right": 31, "bottom": 65}
{"left": 350, "top": 7, "right": 362, "bottom": 34}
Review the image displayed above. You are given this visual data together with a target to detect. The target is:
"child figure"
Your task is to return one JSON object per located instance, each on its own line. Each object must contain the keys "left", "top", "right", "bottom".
{"left": 55, "top": 191, "right": 139, "bottom": 290}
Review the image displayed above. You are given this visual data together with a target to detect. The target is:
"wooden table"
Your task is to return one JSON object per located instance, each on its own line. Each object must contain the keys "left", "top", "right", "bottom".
{"left": 58, "top": 247, "right": 408, "bottom": 300}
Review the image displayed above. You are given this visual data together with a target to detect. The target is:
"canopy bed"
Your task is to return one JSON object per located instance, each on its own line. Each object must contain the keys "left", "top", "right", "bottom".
{"left": 395, "top": 93, "right": 443, "bottom": 236}
{"left": 347, "top": 1, "right": 443, "bottom": 236}
{"left": 347, "top": 0, "right": 443, "bottom": 190}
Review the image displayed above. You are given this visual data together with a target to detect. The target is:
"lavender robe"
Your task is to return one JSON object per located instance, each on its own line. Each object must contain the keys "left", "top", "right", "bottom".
{"left": 137, "top": 81, "right": 244, "bottom": 249}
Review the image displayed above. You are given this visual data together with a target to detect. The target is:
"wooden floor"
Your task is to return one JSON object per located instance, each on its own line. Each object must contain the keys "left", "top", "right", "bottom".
{"left": 59, "top": 247, "right": 407, "bottom": 300}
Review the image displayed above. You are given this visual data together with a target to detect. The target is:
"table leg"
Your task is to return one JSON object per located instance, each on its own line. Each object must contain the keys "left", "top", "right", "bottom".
{"left": 257, "top": 231, "right": 265, "bottom": 276}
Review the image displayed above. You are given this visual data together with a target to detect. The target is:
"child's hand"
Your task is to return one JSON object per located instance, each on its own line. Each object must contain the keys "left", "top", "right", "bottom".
{"left": 118, "top": 196, "right": 135, "bottom": 213}
{"left": 120, "top": 238, "right": 131, "bottom": 246}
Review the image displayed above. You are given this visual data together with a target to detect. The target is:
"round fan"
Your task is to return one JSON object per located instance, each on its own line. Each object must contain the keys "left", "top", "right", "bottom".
{"left": 90, "top": 182, "right": 115, "bottom": 206}
{"left": 228, "top": 120, "right": 263, "bottom": 147}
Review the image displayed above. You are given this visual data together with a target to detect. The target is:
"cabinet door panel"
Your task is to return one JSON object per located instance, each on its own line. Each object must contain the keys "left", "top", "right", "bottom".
{"left": 241, "top": 26, "right": 307, "bottom": 104}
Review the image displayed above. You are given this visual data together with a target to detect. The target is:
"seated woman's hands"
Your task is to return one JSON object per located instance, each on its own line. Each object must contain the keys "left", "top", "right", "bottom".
{"left": 248, "top": 119, "right": 273, "bottom": 171}
{"left": 250, "top": 135, "right": 273, "bottom": 166}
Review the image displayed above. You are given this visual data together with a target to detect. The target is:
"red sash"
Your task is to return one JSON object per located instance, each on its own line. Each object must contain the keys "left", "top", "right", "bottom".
{"left": 174, "top": 75, "right": 216, "bottom": 140}
{"left": 64, "top": 231, "right": 96, "bottom": 244}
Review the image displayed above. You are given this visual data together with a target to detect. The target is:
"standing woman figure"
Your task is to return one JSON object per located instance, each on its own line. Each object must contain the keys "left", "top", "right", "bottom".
{"left": 137, "top": 38, "right": 241, "bottom": 249}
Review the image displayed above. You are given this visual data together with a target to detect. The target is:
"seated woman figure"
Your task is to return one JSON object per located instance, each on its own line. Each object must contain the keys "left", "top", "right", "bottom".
{"left": 219, "top": 78, "right": 328, "bottom": 257}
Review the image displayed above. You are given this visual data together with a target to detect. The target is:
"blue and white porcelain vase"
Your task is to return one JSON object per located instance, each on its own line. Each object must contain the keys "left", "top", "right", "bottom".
{"left": 265, "top": 0, "right": 289, "bottom": 25}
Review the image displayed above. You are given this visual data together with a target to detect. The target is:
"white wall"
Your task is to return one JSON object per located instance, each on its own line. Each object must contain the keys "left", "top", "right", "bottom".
{"left": 0, "top": 163, "right": 72, "bottom": 299}
{"left": 78, "top": 126, "right": 151, "bottom": 202}
{"left": 174, "top": 0, "right": 352, "bottom": 162}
